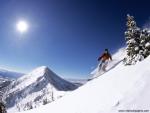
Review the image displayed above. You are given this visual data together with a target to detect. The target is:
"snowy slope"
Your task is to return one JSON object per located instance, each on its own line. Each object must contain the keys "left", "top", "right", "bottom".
{"left": 5, "top": 66, "right": 77, "bottom": 112}
{"left": 0, "top": 77, "right": 12, "bottom": 101}
{"left": 0, "top": 68, "right": 23, "bottom": 101}
{"left": 0, "top": 77, "right": 11, "bottom": 91}
{"left": 18, "top": 49, "right": 150, "bottom": 113}
{"left": 0, "top": 68, "right": 23, "bottom": 94}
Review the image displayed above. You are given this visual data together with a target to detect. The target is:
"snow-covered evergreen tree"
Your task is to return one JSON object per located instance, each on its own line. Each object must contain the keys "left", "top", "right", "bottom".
{"left": 141, "top": 29, "right": 150, "bottom": 57}
{"left": 124, "top": 14, "right": 150, "bottom": 65}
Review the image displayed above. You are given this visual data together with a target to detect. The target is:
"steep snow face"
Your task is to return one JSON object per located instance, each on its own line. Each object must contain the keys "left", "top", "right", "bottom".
{"left": 5, "top": 66, "right": 77, "bottom": 112}
{"left": 18, "top": 50, "right": 150, "bottom": 113}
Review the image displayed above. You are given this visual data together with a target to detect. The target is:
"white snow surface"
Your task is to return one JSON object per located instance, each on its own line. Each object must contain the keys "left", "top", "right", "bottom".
{"left": 6, "top": 66, "right": 77, "bottom": 112}
{"left": 16, "top": 48, "right": 150, "bottom": 113}
{"left": 0, "top": 68, "right": 21, "bottom": 101}
{"left": 145, "top": 42, "right": 150, "bottom": 48}
{"left": 0, "top": 77, "right": 11, "bottom": 100}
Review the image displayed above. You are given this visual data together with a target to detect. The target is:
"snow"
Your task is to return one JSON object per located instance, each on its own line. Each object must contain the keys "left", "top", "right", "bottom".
{"left": 0, "top": 68, "right": 23, "bottom": 79}
{"left": 0, "top": 68, "right": 21, "bottom": 101}
{"left": 145, "top": 42, "right": 150, "bottom": 48}
{"left": 126, "top": 39, "right": 136, "bottom": 44}
{"left": 134, "top": 46, "right": 139, "bottom": 51}
{"left": 5, "top": 66, "right": 77, "bottom": 112}
{"left": 90, "top": 47, "right": 125, "bottom": 78}
{"left": 7, "top": 48, "right": 150, "bottom": 113}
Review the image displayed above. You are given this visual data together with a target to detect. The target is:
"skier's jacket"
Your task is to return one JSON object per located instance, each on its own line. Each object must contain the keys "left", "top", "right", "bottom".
{"left": 98, "top": 52, "right": 112, "bottom": 61}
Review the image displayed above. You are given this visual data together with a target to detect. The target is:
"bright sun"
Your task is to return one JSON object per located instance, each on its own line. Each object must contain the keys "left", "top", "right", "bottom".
{"left": 16, "top": 20, "right": 28, "bottom": 33}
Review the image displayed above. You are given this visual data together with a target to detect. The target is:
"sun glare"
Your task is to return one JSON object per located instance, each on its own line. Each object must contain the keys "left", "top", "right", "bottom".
{"left": 16, "top": 20, "right": 28, "bottom": 33}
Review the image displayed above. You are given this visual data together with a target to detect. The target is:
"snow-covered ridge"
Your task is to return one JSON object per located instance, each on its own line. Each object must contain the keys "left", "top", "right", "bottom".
{"left": 12, "top": 66, "right": 77, "bottom": 91}
{"left": 17, "top": 49, "right": 150, "bottom": 113}
{"left": 5, "top": 66, "right": 77, "bottom": 112}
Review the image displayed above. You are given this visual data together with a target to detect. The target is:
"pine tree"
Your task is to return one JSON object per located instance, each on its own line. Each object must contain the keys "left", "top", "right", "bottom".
{"left": 124, "top": 14, "right": 141, "bottom": 65}
{"left": 124, "top": 14, "right": 150, "bottom": 65}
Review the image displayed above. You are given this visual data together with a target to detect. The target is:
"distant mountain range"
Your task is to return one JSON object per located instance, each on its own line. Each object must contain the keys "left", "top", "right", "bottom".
{"left": 0, "top": 68, "right": 24, "bottom": 79}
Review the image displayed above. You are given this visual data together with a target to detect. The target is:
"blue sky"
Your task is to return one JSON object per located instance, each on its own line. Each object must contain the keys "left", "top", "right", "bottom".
{"left": 0, "top": 0, "right": 150, "bottom": 79}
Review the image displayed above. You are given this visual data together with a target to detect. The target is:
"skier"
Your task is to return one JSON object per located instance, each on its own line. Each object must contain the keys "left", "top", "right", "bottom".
{"left": 97, "top": 49, "right": 112, "bottom": 71}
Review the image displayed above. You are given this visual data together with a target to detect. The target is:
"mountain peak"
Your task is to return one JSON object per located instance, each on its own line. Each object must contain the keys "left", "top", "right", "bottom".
{"left": 36, "top": 66, "right": 48, "bottom": 70}
{"left": 4, "top": 65, "right": 78, "bottom": 112}
{"left": 32, "top": 66, "right": 49, "bottom": 72}
{"left": 27, "top": 66, "right": 50, "bottom": 78}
